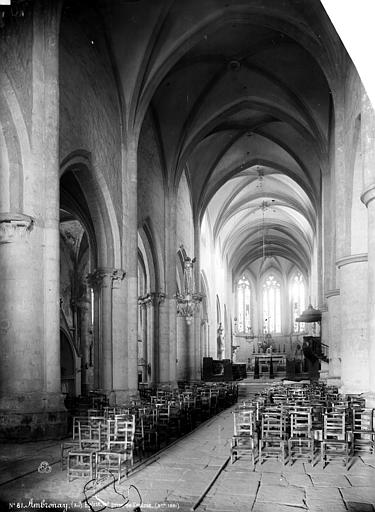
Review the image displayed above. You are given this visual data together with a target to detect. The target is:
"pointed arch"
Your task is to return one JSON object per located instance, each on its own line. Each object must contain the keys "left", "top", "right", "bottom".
{"left": 60, "top": 150, "right": 121, "bottom": 268}
{"left": 0, "top": 70, "right": 31, "bottom": 212}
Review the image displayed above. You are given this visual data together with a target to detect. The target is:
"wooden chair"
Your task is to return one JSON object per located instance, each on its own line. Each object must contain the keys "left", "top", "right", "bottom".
{"left": 231, "top": 409, "right": 257, "bottom": 465}
{"left": 60, "top": 415, "right": 88, "bottom": 470}
{"left": 351, "top": 408, "right": 375, "bottom": 454}
{"left": 259, "top": 410, "right": 287, "bottom": 464}
{"left": 95, "top": 416, "right": 136, "bottom": 482}
{"left": 66, "top": 421, "right": 104, "bottom": 481}
{"left": 288, "top": 410, "right": 314, "bottom": 464}
{"left": 321, "top": 411, "right": 351, "bottom": 468}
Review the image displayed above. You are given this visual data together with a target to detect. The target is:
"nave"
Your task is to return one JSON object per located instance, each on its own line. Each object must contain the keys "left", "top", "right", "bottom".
{"left": 0, "top": 381, "right": 374, "bottom": 512}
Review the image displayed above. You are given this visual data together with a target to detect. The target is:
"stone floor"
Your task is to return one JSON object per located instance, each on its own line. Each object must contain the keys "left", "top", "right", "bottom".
{"left": 0, "top": 382, "right": 374, "bottom": 512}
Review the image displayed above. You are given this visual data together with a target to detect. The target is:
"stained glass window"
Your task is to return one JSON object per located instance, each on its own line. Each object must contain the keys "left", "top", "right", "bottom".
{"left": 237, "top": 276, "right": 251, "bottom": 333}
{"left": 291, "top": 271, "right": 305, "bottom": 332}
{"left": 262, "top": 274, "right": 281, "bottom": 333}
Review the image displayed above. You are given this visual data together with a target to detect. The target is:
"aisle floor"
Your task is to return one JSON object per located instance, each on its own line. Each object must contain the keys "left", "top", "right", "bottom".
{"left": 0, "top": 383, "right": 374, "bottom": 512}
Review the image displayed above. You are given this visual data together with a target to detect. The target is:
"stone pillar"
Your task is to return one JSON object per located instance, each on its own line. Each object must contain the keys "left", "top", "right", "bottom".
{"left": 201, "top": 319, "right": 209, "bottom": 359}
{"left": 361, "top": 185, "right": 375, "bottom": 404}
{"left": 144, "top": 297, "right": 153, "bottom": 384}
{"left": 337, "top": 256, "right": 369, "bottom": 394}
{"left": 159, "top": 192, "right": 177, "bottom": 386}
{"left": 0, "top": 215, "right": 63, "bottom": 439}
{"left": 190, "top": 221, "right": 202, "bottom": 381}
{"left": 124, "top": 136, "right": 139, "bottom": 398}
{"left": 138, "top": 297, "right": 148, "bottom": 384}
{"left": 192, "top": 314, "right": 202, "bottom": 381}
{"left": 112, "top": 269, "right": 127, "bottom": 404}
{"left": 87, "top": 268, "right": 125, "bottom": 401}
{"left": 144, "top": 292, "right": 165, "bottom": 385}
{"left": 360, "top": 90, "right": 375, "bottom": 405}
{"left": 0, "top": 0, "right": 66, "bottom": 440}
{"left": 176, "top": 316, "right": 188, "bottom": 381}
{"left": 324, "top": 289, "right": 341, "bottom": 386}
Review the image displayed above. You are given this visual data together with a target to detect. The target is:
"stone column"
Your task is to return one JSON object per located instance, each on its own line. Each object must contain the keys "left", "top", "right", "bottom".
{"left": 87, "top": 268, "right": 125, "bottom": 401}
{"left": 159, "top": 192, "right": 178, "bottom": 386}
{"left": 324, "top": 289, "right": 341, "bottom": 386}
{"left": 147, "top": 292, "right": 165, "bottom": 385}
{"left": 337, "top": 256, "right": 369, "bottom": 394}
{"left": 0, "top": 215, "right": 53, "bottom": 437}
{"left": 112, "top": 269, "right": 127, "bottom": 404}
{"left": 144, "top": 297, "right": 153, "bottom": 384}
{"left": 0, "top": 0, "right": 66, "bottom": 440}
{"left": 360, "top": 90, "right": 375, "bottom": 406}
{"left": 176, "top": 316, "right": 188, "bottom": 381}
{"left": 201, "top": 319, "right": 209, "bottom": 359}
{"left": 124, "top": 136, "right": 139, "bottom": 398}
{"left": 361, "top": 185, "right": 375, "bottom": 404}
{"left": 191, "top": 314, "right": 202, "bottom": 381}
{"left": 138, "top": 297, "right": 148, "bottom": 384}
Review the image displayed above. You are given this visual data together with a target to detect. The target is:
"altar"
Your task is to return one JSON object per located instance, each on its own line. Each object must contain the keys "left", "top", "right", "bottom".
{"left": 247, "top": 352, "right": 287, "bottom": 379}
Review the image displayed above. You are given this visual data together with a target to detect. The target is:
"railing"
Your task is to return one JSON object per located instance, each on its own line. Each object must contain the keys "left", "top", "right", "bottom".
{"left": 303, "top": 336, "right": 329, "bottom": 363}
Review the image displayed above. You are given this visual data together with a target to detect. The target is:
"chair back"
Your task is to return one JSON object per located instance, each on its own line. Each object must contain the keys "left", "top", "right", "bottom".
{"left": 323, "top": 411, "right": 346, "bottom": 440}
{"left": 233, "top": 409, "right": 255, "bottom": 437}
{"left": 261, "top": 410, "right": 286, "bottom": 439}
{"left": 290, "top": 411, "right": 312, "bottom": 438}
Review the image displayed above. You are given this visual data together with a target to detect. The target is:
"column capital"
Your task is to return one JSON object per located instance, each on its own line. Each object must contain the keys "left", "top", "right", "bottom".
{"left": 0, "top": 213, "right": 34, "bottom": 244}
{"left": 149, "top": 292, "right": 166, "bottom": 307}
{"left": 139, "top": 292, "right": 166, "bottom": 308}
{"left": 87, "top": 268, "right": 126, "bottom": 289}
{"left": 361, "top": 184, "right": 375, "bottom": 207}
{"left": 112, "top": 269, "right": 126, "bottom": 289}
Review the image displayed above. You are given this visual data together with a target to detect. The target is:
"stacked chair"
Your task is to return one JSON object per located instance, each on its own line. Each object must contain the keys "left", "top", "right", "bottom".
{"left": 64, "top": 382, "right": 238, "bottom": 482}
{"left": 230, "top": 382, "right": 374, "bottom": 468}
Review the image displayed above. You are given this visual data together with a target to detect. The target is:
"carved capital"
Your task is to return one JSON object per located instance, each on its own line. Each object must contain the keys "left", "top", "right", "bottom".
{"left": 86, "top": 270, "right": 104, "bottom": 290}
{"left": 111, "top": 269, "right": 126, "bottom": 289}
{"left": 0, "top": 213, "right": 34, "bottom": 244}
{"left": 149, "top": 292, "right": 166, "bottom": 307}
{"left": 138, "top": 295, "right": 148, "bottom": 308}
{"left": 139, "top": 292, "right": 166, "bottom": 308}
{"left": 87, "top": 268, "right": 126, "bottom": 290}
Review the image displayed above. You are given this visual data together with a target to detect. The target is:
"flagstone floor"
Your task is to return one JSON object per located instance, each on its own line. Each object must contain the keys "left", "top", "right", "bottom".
{"left": 0, "top": 382, "right": 374, "bottom": 512}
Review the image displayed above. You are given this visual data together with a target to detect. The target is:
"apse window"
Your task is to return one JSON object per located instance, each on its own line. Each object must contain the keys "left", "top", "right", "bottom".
{"left": 291, "top": 271, "right": 305, "bottom": 332}
{"left": 237, "top": 275, "right": 251, "bottom": 333}
{"left": 262, "top": 274, "right": 281, "bottom": 333}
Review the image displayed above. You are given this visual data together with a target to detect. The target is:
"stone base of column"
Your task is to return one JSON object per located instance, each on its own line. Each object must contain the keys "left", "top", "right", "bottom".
{"left": 0, "top": 393, "right": 67, "bottom": 441}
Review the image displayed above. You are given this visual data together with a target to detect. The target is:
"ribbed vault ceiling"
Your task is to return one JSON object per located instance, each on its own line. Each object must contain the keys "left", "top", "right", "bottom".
{"left": 97, "top": 0, "right": 338, "bottom": 276}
